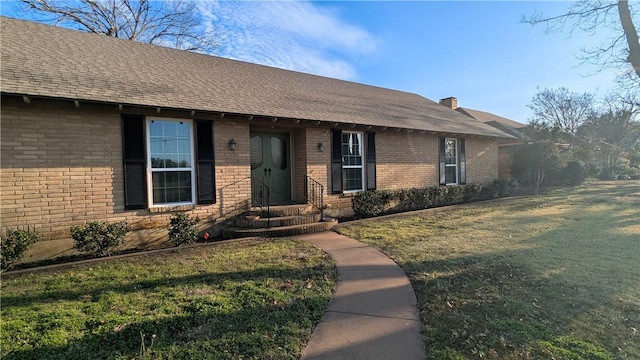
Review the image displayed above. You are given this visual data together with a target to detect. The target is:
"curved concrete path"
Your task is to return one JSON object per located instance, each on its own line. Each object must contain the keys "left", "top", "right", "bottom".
{"left": 293, "top": 231, "right": 425, "bottom": 360}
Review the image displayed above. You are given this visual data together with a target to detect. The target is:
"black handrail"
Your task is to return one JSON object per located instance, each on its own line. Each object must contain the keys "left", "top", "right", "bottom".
{"left": 251, "top": 173, "right": 270, "bottom": 228}
{"left": 304, "top": 175, "right": 324, "bottom": 219}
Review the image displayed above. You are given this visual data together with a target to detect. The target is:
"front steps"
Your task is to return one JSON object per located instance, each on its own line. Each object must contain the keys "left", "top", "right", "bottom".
{"left": 222, "top": 204, "right": 337, "bottom": 238}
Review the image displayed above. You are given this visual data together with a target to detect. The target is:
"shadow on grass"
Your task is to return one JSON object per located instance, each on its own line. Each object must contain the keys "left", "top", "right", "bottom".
{"left": 342, "top": 190, "right": 639, "bottom": 359}
{"left": 4, "top": 294, "right": 330, "bottom": 360}
{"left": 406, "top": 242, "right": 638, "bottom": 359}
{"left": 1, "top": 265, "right": 330, "bottom": 309}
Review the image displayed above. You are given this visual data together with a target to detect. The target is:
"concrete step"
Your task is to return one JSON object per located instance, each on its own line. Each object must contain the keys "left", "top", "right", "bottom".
{"left": 235, "top": 212, "right": 322, "bottom": 228}
{"left": 249, "top": 204, "right": 312, "bottom": 217}
{"left": 222, "top": 218, "right": 338, "bottom": 239}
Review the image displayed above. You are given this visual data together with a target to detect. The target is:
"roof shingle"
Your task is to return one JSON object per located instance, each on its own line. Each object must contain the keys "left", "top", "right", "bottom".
{"left": 1, "top": 16, "right": 512, "bottom": 138}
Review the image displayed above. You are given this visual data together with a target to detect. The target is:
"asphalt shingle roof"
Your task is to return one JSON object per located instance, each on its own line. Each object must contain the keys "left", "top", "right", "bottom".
{"left": 456, "top": 107, "right": 527, "bottom": 139}
{"left": 1, "top": 16, "right": 512, "bottom": 138}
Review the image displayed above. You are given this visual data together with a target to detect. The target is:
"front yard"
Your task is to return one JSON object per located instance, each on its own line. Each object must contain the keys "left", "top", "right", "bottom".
{"left": 337, "top": 181, "right": 639, "bottom": 359}
{"left": 1, "top": 239, "right": 336, "bottom": 360}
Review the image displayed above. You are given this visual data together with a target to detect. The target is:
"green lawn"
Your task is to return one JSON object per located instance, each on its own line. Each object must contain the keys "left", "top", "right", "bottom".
{"left": 1, "top": 239, "right": 336, "bottom": 360}
{"left": 337, "top": 181, "right": 640, "bottom": 359}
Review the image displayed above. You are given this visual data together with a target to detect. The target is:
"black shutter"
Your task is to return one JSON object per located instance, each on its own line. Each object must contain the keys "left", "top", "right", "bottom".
{"left": 459, "top": 138, "right": 466, "bottom": 185}
{"left": 439, "top": 137, "right": 446, "bottom": 185}
{"left": 195, "top": 120, "right": 216, "bottom": 204}
{"left": 122, "top": 115, "right": 147, "bottom": 210}
{"left": 366, "top": 132, "right": 376, "bottom": 190}
{"left": 331, "top": 129, "right": 343, "bottom": 193}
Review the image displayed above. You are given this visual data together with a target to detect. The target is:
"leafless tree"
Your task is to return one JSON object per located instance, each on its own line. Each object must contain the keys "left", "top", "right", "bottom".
{"left": 19, "top": 0, "right": 218, "bottom": 53}
{"left": 522, "top": 1, "right": 639, "bottom": 81}
{"left": 528, "top": 87, "right": 596, "bottom": 149}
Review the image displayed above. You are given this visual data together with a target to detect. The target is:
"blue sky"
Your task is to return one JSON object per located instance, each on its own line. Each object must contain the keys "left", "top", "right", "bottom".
{"left": 1, "top": 1, "right": 627, "bottom": 123}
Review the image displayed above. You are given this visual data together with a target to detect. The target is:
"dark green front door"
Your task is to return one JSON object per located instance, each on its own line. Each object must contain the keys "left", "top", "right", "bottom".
{"left": 250, "top": 132, "right": 291, "bottom": 205}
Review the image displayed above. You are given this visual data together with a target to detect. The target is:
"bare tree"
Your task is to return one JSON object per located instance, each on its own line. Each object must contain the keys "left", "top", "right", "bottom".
{"left": 522, "top": 1, "right": 639, "bottom": 81}
{"left": 528, "top": 87, "right": 596, "bottom": 149}
{"left": 19, "top": 0, "right": 217, "bottom": 53}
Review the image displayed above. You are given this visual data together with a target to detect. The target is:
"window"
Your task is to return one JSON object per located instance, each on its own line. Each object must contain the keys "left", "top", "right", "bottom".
{"left": 444, "top": 138, "right": 458, "bottom": 185}
{"left": 331, "top": 130, "right": 376, "bottom": 194}
{"left": 342, "top": 131, "right": 364, "bottom": 192}
{"left": 439, "top": 137, "right": 466, "bottom": 186}
{"left": 147, "top": 118, "right": 195, "bottom": 205}
{"left": 122, "top": 116, "right": 215, "bottom": 210}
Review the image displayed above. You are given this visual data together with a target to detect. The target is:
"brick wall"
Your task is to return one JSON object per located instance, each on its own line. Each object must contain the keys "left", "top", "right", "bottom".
{"left": 376, "top": 131, "right": 440, "bottom": 189}
{"left": 466, "top": 137, "right": 499, "bottom": 184}
{"left": 292, "top": 128, "right": 307, "bottom": 203}
{"left": 1, "top": 95, "right": 500, "bottom": 240}
{"left": 498, "top": 145, "right": 514, "bottom": 178}
{"left": 1, "top": 96, "right": 251, "bottom": 240}
{"left": 316, "top": 131, "right": 499, "bottom": 217}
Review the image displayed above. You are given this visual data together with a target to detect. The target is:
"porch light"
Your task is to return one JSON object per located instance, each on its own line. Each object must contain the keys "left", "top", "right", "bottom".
{"left": 318, "top": 142, "right": 325, "bottom": 152}
{"left": 229, "top": 138, "right": 237, "bottom": 151}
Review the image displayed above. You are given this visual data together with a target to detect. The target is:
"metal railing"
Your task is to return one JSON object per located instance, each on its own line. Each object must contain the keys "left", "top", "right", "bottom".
{"left": 305, "top": 175, "right": 324, "bottom": 219}
{"left": 251, "top": 173, "right": 271, "bottom": 228}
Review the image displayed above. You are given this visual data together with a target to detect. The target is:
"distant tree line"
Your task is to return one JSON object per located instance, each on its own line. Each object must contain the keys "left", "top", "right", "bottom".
{"left": 511, "top": 87, "right": 640, "bottom": 194}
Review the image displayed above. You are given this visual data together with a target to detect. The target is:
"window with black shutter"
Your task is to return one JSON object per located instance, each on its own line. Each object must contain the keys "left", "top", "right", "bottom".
{"left": 121, "top": 116, "right": 217, "bottom": 209}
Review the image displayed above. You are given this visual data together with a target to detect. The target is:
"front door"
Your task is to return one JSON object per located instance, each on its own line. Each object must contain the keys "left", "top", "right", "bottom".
{"left": 250, "top": 132, "right": 292, "bottom": 205}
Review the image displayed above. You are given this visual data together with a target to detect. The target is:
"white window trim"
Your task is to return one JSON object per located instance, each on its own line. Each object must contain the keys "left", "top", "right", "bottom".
{"left": 146, "top": 117, "right": 196, "bottom": 207}
{"left": 342, "top": 131, "right": 364, "bottom": 193}
{"left": 445, "top": 138, "right": 458, "bottom": 186}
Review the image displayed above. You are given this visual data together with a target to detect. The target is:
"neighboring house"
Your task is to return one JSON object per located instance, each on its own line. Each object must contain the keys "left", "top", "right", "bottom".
{"left": 1, "top": 17, "right": 513, "bottom": 242}
{"left": 439, "top": 97, "right": 529, "bottom": 178}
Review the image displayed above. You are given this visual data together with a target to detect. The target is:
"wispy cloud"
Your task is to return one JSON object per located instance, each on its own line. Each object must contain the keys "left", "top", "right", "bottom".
{"left": 199, "top": 1, "right": 378, "bottom": 80}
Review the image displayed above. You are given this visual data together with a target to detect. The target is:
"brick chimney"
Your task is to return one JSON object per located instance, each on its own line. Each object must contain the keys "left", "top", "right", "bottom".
{"left": 439, "top": 97, "right": 458, "bottom": 110}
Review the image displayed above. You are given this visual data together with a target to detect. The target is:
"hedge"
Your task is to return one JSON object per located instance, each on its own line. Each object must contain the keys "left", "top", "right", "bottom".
{"left": 352, "top": 178, "right": 518, "bottom": 218}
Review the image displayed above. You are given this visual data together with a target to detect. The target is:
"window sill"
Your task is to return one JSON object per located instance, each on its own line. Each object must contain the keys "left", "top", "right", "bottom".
{"left": 148, "top": 204, "right": 196, "bottom": 213}
{"left": 340, "top": 191, "right": 362, "bottom": 198}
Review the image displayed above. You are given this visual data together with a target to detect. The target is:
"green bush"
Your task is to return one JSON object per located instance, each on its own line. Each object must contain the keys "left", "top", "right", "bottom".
{"left": 352, "top": 183, "right": 496, "bottom": 218}
{"left": 480, "top": 178, "right": 519, "bottom": 199}
{"left": 463, "top": 183, "right": 483, "bottom": 202}
{"left": 71, "top": 221, "right": 128, "bottom": 257}
{"left": 1, "top": 229, "right": 40, "bottom": 271}
{"left": 352, "top": 190, "right": 391, "bottom": 218}
{"left": 168, "top": 212, "right": 199, "bottom": 246}
{"left": 563, "top": 160, "right": 587, "bottom": 185}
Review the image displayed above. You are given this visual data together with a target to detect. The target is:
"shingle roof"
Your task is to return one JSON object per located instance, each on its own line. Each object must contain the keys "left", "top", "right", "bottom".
{"left": 1, "top": 16, "right": 512, "bottom": 138}
{"left": 456, "top": 107, "right": 527, "bottom": 139}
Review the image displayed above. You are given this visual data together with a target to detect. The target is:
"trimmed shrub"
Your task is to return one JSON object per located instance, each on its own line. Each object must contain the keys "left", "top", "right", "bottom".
{"left": 1, "top": 229, "right": 40, "bottom": 271}
{"left": 168, "top": 212, "right": 199, "bottom": 246}
{"left": 352, "top": 190, "right": 391, "bottom": 218}
{"left": 71, "top": 221, "right": 128, "bottom": 257}
{"left": 480, "top": 178, "right": 519, "bottom": 200}
{"left": 352, "top": 183, "right": 493, "bottom": 218}
{"left": 463, "top": 183, "right": 483, "bottom": 202}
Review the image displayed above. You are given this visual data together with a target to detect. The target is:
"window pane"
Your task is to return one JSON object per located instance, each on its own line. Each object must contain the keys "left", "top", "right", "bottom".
{"left": 149, "top": 120, "right": 192, "bottom": 169}
{"left": 445, "top": 165, "right": 457, "bottom": 184}
{"left": 250, "top": 135, "right": 263, "bottom": 170}
{"left": 343, "top": 168, "right": 363, "bottom": 191}
{"left": 342, "top": 132, "right": 363, "bottom": 166}
{"left": 445, "top": 139, "right": 457, "bottom": 164}
{"left": 271, "top": 137, "right": 287, "bottom": 170}
{"left": 342, "top": 133, "right": 361, "bottom": 155}
{"left": 152, "top": 171, "right": 192, "bottom": 204}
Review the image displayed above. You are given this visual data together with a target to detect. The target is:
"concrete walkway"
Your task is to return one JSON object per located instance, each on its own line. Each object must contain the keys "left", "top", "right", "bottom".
{"left": 293, "top": 231, "right": 425, "bottom": 360}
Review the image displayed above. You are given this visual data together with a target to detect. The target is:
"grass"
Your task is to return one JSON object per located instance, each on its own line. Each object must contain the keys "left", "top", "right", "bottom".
{"left": 336, "top": 180, "right": 640, "bottom": 359}
{"left": 1, "top": 239, "right": 336, "bottom": 360}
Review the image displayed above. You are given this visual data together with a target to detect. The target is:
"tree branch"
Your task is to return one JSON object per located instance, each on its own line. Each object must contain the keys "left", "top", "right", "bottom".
{"left": 618, "top": 0, "right": 640, "bottom": 78}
